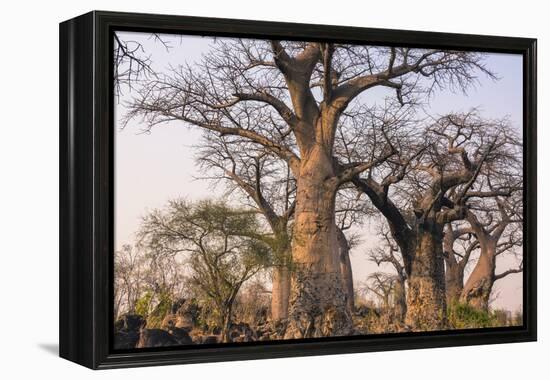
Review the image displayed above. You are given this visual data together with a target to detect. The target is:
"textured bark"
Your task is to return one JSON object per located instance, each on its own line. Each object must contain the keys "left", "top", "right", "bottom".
{"left": 445, "top": 262, "right": 464, "bottom": 305}
{"left": 443, "top": 227, "right": 465, "bottom": 305}
{"left": 337, "top": 228, "right": 355, "bottom": 311}
{"left": 352, "top": 177, "right": 415, "bottom": 276}
{"left": 284, "top": 147, "right": 353, "bottom": 339}
{"left": 271, "top": 264, "right": 291, "bottom": 320}
{"left": 393, "top": 278, "right": 407, "bottom": 322}
{"left": 460, "top": 210, "right": 514, "bottom": 311}
{"left": 221, "top": 309, "right": 233, "bottom": 343}
{"left": 405, "top": 222, "right": 447, "bottom": 331}
{"left": 460, "top": 242, "right": 495, "bottom": 311}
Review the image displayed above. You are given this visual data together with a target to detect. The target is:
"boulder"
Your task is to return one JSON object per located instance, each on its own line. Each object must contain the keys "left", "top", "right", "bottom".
{"left": 201, "top": 335, "right": 220, "bottom": 344}
{"left": 113, "top": 314, "right": 145, "bottom": 349}
{"left": 168, "top": 327, "right": 193, "bottom": 345}
{"left": 114, "top": 331, "right": 140, "bottom": 350}
{"left": 137, "top": 328, "right": 179, "bottom": 348}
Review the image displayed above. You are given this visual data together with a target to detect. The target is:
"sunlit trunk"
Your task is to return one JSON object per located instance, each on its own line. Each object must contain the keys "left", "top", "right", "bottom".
{"left": 445, "top": 263, "right": 464, "bottom": 306}
{"left": 406, "top": 221, "right": 447, "bottom": 331}
{"left": 271, "top": 264, "right": 291, "bottom": 320}
{"left": 337, "top": 228, "right": 355, "bottom": 312}
{"left": 393, "top": 277, "right": 407, "bottom": 323}
{"left": 284, "top": 146, "right": 352, "bottom": 339}
{"left": 461, "top": 241, "right": 496, "bottom": 311}
{"left": 443, "top": 230, "right": 464, "bottom": 305}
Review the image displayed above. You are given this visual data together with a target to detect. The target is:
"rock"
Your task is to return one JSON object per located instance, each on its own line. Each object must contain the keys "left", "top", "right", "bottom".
{"left": 161, "top": 298, "right": 202, "bottom": 332}
{"left": 137, "top": 328, "right": 179, "bottom": 348}
{"left": 188, "top": 328, "right": 205, "bottom": 344}
{"left": 169, "top": 327, "right": 193, "bottom": 345}
{"left": 113, "top": 314, "right": 145, "bottom": 349}
{"left": 201, "top": 335, "right": 220, "bottom": 344}
{"left": 227, "top": 322, "right": 257, "bottom": 342}
{"left": 114, "top": 331, "right": 140, "bottom": 350}
{"left": 117, "top": 314, "right": 145, "bottom": 332}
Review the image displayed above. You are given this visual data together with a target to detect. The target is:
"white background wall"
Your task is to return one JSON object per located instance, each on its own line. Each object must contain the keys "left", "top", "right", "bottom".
{"left": 0, "top": 0, "right": 546, "bottom": 377}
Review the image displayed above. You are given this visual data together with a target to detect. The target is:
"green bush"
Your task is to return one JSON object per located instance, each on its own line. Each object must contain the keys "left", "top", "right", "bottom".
{"left": 135, "top": 291, "right": 153, "bottom": 318}
{"left": 447, "top": 303, "right": 498, "bottom": 329}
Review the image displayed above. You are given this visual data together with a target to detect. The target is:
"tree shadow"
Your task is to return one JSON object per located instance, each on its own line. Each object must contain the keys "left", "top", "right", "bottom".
{"left": 38, "top": 343, "right": 59, "bottom": 356}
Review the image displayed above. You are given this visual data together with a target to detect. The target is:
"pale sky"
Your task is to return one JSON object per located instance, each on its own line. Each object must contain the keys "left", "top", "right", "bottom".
{"left": 114, "top": 32, "right": 523, "bottom": 312}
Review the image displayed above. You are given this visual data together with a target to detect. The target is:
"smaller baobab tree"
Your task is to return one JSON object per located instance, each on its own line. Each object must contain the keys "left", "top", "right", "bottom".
{"left": 442, "top": 223, "right": 479, "bottom": 305}
{"left": 402, "top": 112, "right": 520, "bottom": 329}
{"left": 137, "top": 199, "right": 271, "bottom": 342}
{"left": 363, "top": 272, "right": 402, "bottom": 312}
{"left": 460, "top": 191, "right": 523, "bottom": 311}
{"left": 334, "top": 185, "right": 371, "bottom": 312}
{"left": 353, "top": 109, "right": 519, "bottom": 330}
{"left": 368, "top": 224, "right": 408, "bottom": 322}
{"left": 196, "top": 133, "right": 296, "bottom": 322}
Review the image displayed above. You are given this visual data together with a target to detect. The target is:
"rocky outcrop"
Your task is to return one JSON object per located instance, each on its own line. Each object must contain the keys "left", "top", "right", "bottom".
{"left": 114, "top": 314, "right": 144, "bottom": 350}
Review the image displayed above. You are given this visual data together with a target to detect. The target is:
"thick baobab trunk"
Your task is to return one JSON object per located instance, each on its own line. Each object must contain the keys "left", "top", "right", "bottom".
{"left": 405, "top": 221, "right": 447, "bottom": 331}
{"left": 445, "top": 263, "right": 464, "bottom": 306}
{"left": 460, "top": 243, "right": 495, "bottom": 311}
{"left": 393, "top": 277, "right": 407, "bottom": 323}
{"left": 337, "top": 228, "right": 355, "bottom": 312}
{"left": 284, "top": 147, "right": 353, "bottom": 339}
{"left": 271, "top": 264, "right": 291, "bottom": 321}
{"left": 443, "top": 231, "right": 464, "bottom": 305}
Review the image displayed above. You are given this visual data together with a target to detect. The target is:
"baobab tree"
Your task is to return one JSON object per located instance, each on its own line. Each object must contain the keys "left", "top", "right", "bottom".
{"left": 353, "top": 111, "right": 518, "bottom": 330}
{"left": 334, "top": 186, "right": 371, "bottom": 312}
{"left": 123, "top": 35, "right": 494, "bottom": 337}
{"left": 443, "top": 223, "right": 478, "bottom": 304}
{"left": 460, "top": 193, "right": 523, "bottom": 311}
{"left": 197, "top": 132, "right": 360, "bottom": 316}
{"left": 196, "top": 133, "right": 295, "bottom": 321}
{"left": 363, "top": 272, "right": 399, "bottom": 310}
{"left": 368, "top": 225, "right": 408, "bottom": 322}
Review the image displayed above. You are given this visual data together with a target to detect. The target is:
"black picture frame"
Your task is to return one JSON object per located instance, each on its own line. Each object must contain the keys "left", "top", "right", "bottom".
{"left": 59, "top": 10, "right": 537, "bottom": 369}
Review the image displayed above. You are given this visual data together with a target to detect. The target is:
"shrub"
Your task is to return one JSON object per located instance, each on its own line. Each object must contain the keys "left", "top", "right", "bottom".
{"left": 447, "top": 303, "right": 498, "bottom": 329}
{"left": 134, "top": 290, "right": 173, "bottom": 329}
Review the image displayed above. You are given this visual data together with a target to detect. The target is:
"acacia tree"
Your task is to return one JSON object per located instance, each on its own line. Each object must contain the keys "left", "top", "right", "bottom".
{"left": 137, "top": 199, "right": 271, "bottom": 342}
{"left": 123, "top": 36, "right": 493, "bottom": 337}
{"left": 353, "top": 111, "right": 518, "bottom": 329}
{"left": 196, "top": 133, "right": 295, "bottom": 321}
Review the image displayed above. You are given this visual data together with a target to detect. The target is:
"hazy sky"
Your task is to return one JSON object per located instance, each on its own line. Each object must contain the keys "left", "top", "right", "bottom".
{"left": 115, "top": 32, "right": 523, "bottom": 312}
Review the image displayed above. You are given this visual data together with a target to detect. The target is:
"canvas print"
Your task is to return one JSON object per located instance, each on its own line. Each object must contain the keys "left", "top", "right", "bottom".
{"left": 113, "top": 31, "right": 524, "bottom": 350}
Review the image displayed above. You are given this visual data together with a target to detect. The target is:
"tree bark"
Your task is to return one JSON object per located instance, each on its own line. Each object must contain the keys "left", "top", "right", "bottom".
{"left": 271, "top": 263, "right": 291, "bottom": 320}
{"left": 460, "top": 241, "right": 495, "bottom": 311}
{"left": 405, "top": 221, "right": 447, "bottom": 331}
{"left": 445, "top": 262, "right": 464, "bottom": 306}
{"left": 220, "top": 305, "right": 233, "bottom": 343}
{"left": 393, "top": 277, "right": 407, "bottom": 323}
{"left": 284, "top": 146, "right": 353, "bottom": 339}
{"left": 443, "top": 229, "right": 464, "bottom": 305}
{"left": 337, "top": 228, "right": 355, "bottom": 312}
